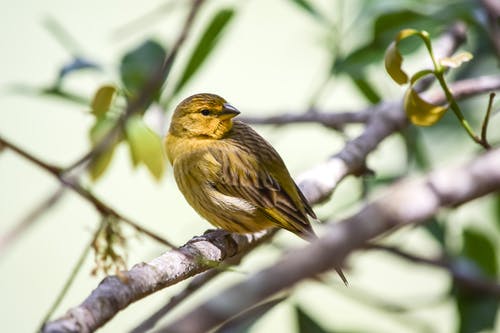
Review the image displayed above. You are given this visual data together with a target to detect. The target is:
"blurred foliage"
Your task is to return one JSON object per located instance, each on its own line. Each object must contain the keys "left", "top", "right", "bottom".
{"left": 120, "top": 39, "right": 167, "bottom": 103}
{"left": 454, "top": 228, "right": 499, "bottom": 333}
{"left": 169, "top": 8, "right": 235, "bottom": 101}
{"left": 125, "top": 114, "right": 165, "bottom": 180}
{"left": 295, "top": 306, "right": 331, "bottom": 333}
{"left": 7, "top": 0, "right": 500, "bottom": 332}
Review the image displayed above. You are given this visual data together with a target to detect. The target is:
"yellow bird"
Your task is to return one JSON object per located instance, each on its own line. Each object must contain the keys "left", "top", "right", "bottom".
{"left": 165, "top": 93, "right": 347, "bottom": 284}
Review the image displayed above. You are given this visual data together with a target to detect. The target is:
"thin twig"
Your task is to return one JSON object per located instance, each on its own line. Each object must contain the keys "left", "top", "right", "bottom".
{"left": 64, "top": 0, "right": 206, "bottom": 173}
{"left": 0, "top": 134, "right": 175, "bottom": 248}
{"left": 38, "top": 218, "right": 107, "bottom": 331}
{"left": 366, "top": 244, "right": 500, "bottom": 297}
{"left": 240, "top": 109, "right": 371, "bottom": 130}
{"left": 0, "top": 135, "right": 62, "bottom": 175}
{"left": 481, "top": 92, "right": 495, "bottom": 145}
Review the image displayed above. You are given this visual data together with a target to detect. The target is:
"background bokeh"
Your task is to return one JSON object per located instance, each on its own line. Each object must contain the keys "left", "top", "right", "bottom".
{"left": 1, "top": 1, "right": 499, "bottom": 332}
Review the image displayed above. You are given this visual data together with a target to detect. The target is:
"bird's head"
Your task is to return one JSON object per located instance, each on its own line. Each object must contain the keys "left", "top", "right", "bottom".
{"left": 169, "top": 93, "right": 240, "bottom": 139}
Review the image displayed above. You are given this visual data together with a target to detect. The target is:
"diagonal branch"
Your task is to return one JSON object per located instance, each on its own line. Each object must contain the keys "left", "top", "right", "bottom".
{"left": 0, "top": 135, "right": 175, "bottom": 248}
{"left": 129, "top": 250, "right": 249, "bottom": 333}
{"left": 366, "top": 244, "right": 500, "bottom": 297}
{"left": 162, "top": 147, "right": 500, "bottom": 333}
{"left": 297, "top": 74, "right": 500, "bottom": 204}
{"left": 42, "top": 230, "right": 275, "bottom": 333}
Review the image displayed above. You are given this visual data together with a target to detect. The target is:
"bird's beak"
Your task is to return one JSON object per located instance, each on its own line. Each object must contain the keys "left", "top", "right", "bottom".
{"left": 220, "top": 103, "right": 240, "bottom": 119}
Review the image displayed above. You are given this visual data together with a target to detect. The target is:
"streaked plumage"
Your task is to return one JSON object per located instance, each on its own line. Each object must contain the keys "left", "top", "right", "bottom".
{"left": 165, "top": 93, "right": 347, "bottom": 284}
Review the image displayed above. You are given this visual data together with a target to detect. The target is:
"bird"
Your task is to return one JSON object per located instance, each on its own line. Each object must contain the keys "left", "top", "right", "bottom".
{"left": 165, "top": 93, "right": 347, "bottom": 285}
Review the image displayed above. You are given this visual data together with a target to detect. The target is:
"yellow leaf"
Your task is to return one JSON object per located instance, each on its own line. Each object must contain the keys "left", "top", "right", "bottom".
{"left": 385, "top": 42, "right": 408, "bottom": 85}
{"left": 384, "top": 29, "right": 422, "bottom": 85}
{"left": 396, "top": 29, "right": 420, "bottom": 41}
{"left": 89, "top": 145, "right": 117, "bottom": 181}
{"left": 439, "top": 51, "right": 473, "bottom": 69}
{"left": 404, "top": 88, "right": 449, "bottom": 126}
{"left": 125, "top": 115, "right": 165, "bottom": 180}
{"left": 91, "top": 85, "right": 116, "bottom": 117}
{"left": 88, "top": 116, "right": 121, "bottom": 181}
{"left": 89, "top": 116, "right": 119, "bottom": 143}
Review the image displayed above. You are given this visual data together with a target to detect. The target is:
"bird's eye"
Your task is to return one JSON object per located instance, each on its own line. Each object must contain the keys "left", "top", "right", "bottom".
{"left": 200, "top": 109, "right": 210, "bottom": 116}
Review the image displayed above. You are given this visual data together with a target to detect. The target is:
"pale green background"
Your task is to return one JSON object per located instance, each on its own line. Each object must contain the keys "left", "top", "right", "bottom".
{"left": 1, "top": 1, "right": 496, "bottom": 332}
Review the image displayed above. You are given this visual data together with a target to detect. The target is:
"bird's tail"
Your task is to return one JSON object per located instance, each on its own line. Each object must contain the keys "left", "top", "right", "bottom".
{"left": 295, "top": 225, "right": 349, "bottom": 286}
{"left": 335, "top": 268, "right": 349, "bottom": 286}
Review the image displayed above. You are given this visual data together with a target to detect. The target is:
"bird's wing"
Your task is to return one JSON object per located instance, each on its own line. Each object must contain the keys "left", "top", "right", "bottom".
{"left": 205, "top": 126, "right": 315, "bottom": 237}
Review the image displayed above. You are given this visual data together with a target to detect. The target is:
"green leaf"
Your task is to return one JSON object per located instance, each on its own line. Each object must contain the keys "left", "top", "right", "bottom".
{"left": 295, "top": 306, "right": 329, "bottom": 333}
{"left": 125, "top": 115, "right": 165, "bottom": 180}
{"left": 172, "top": 8, "right": 234, "bottom": 96}
{"left": 495, "top": 194, "right": 500, "bottom": 231}
{"left": 120, "top": 39, "right": 167, "bottom": 101}
{"left": 89, "top": 145, "right": 118, "bottom": 181}
{"left": 453, "top": 228, "right": 499, "bottom": 333}
{"left": 88, "top": 116, "right": 121, "bottom": 181}
{"left": 89, "top": 116, "right": 117, "bottom": 144}
{"left": 90, "top": 85, "right": 116, "bottom": 117}
{"left": 384, "top": 29, "right": 420, "bottom": 85}
{"left": 462, "top": 228, "right": 497, "bottom": 277}
{"left": 439, "top": 51, "right": 473, "bottom": 69}
{"left": 352, "top": 78, "right": 381, "bottom": 104}
{"left": 332, "top": 46, "right": 383, "bottom": 77}
{"left": 374, "top": 10, "right": 436, "bottom": 45}
{"left": 424, "top": 218, "right": 445, "bottom": 245}
{"left": 403, "top": 87, "right": 448, "bottom": 126}
{"left": 456, "top": 294, "right": 498, "bottom": 333}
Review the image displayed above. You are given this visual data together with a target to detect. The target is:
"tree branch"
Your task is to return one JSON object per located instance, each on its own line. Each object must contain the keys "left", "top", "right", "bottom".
{"left": 297, "top": 75, "right": 500, "bottom": 205}
{"left": 162, "top": 147, "right": 500, "bottom": 333}
{"left": 239, "top": 109, "right": 371, "bottom": 130}
{"left": 366, "top": 244, "right": 500, "bottom": 297}
{"left": 42, "top": 230, "right": 274, "bottom": 333}
{"left": 129, "top": 250, "right": 248, "bottom": 333}
{"left": 0, "top": 134, "right": 175, "bottom": 248}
